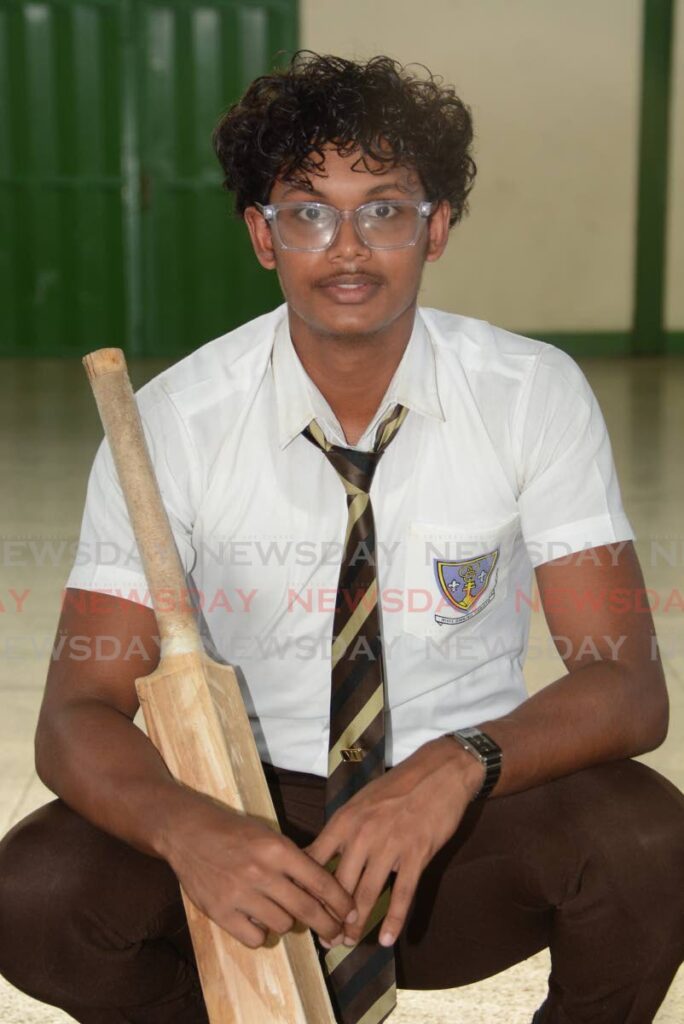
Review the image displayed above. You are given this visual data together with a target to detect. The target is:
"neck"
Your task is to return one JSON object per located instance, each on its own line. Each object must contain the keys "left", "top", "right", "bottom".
{"left": 287, "top": 303, "right": 416, "bottom": 445}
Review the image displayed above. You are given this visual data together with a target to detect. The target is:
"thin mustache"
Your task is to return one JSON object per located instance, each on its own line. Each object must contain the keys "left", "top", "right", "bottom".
{"left": 315, "top": 273, "right": 383, "bottom": 287}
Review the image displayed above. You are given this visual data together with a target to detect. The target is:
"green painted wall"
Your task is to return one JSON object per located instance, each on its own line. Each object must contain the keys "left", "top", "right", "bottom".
{"left": 530, "top": 0, "right": 677, "bottom": 359}
{"left": 0, "top": 0, "right": 296, "bottom": 357}
{"left": 0, "top": 0, "right": 679, "bottom": 358}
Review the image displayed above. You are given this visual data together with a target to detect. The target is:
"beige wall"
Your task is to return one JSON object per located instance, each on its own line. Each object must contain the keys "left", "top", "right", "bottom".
{"left": 300, "top": 0, "right": 642, "bottom": 334}
{"left": 666, "top": 0, "right": 683, "bottom": 331}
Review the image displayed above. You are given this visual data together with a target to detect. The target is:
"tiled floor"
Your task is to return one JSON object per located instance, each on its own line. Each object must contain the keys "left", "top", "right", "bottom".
{"left": 0, "top": 355, "right": 682, "bottom": 1021}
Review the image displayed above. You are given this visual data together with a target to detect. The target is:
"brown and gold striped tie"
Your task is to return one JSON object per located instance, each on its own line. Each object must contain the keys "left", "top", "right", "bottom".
{"left": 303, "top": 403, "right": 409, "bottom": 1024}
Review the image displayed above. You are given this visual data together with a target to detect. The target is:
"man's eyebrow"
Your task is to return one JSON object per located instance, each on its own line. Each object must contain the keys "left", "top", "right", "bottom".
{"left": 279, "top": 180, "right": 415, "bottom": 201}
{"left": 364, "top": 180, "right": 415, "bottom": 197}
{"left": 281, "top": 183, "right": 326, "bottom": 199}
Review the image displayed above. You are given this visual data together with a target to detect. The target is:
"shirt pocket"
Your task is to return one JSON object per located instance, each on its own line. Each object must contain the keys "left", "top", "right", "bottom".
{"left": 402, "top": 514, "right": 520, "bottom": 639}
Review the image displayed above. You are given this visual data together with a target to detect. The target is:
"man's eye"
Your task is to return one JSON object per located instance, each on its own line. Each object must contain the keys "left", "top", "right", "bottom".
{"left": 298, "top": 206, "right": 324, "bottom": 222}
{"left": 368, "top": 203, "right": 398, "bottom": 219}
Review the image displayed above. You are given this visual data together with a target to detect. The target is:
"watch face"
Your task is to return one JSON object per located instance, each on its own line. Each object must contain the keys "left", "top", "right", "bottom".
{"left": 455, "top": 729, "right": 502, "bottom": 758}
{"left": 458, "top": 727, "right": 480, "bottom": 739}
{"left": 451, "top": 729, "right": 502, "bottom": 800}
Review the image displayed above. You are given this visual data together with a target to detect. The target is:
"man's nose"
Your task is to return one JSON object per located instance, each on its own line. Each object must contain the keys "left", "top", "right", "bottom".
{"left": 328, "top": 213, "right": 370, "bottom": 260}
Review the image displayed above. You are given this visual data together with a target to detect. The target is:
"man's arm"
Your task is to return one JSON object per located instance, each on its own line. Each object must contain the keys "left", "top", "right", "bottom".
{"left": 473, "top": 540, "right": 669, "bottom": 796}
{"left": 305, "top": 540, "right": 669, "bottom": 949}
{"left": 35, "top": 588, "right": 181, "bottom": 855}
{"left": 35, "top": 588, "right": 356, "bottom": 948}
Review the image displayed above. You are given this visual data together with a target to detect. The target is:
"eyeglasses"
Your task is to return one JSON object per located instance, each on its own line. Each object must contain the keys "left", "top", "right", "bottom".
{"left": 255, "top": 199, "right": 434, "bottom": 252}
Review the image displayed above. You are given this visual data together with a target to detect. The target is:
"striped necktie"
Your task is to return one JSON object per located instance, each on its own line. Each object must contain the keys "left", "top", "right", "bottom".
{"left": 302, "top": 403, "right": 409, "bottom": 1024}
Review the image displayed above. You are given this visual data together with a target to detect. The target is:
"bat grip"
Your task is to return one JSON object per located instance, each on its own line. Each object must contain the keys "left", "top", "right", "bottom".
{"left": 83, "top": 348, "right": 202, "bottom": 656}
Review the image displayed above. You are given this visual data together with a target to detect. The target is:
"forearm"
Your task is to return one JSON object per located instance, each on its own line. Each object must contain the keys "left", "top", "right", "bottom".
{"left": 476, "top": 659, "right": 668, "bottom": 798}
{"left": 35, "top": 700, "right": 195, "bottom": 859}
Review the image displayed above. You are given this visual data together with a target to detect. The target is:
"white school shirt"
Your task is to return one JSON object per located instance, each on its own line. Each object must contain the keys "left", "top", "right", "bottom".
{"left": 66, "top": 303, "right": 635, "bottom": 775}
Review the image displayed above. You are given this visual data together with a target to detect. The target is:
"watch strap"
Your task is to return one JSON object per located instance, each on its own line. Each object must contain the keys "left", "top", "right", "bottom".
{"left": 449, "top": 727, "right": 502, "bottom": 800}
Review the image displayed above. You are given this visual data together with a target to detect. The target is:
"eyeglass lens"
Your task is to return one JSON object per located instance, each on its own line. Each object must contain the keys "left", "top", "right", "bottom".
{"left": 274, "top": 203, "right": 425, "bottom": 250}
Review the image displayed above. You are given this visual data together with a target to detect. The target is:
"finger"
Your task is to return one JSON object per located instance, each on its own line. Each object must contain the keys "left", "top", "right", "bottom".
{"left": 264, "top": 876, "right": 345, "bottom": 937}
{"left": 286, "top": 877, "right": 348, "bottom": 947}
{"left": 333, "top": 840, "right": 370, "bottom": 910}
{"left": 235, "top": 894, "right": 295, "bottom": 937}
{"left": 318, "top": 933, "right": 345, "bottom": 950}
{"left": 343, "top": 859, "right": 394, "bottom": 945}
{"left": 304, "top": 826, "right": 344, "bottom": 869}
{"left": 288, "top": 849, "right": 357, "bottom": 926}
{"left": 223, "top": 911, "right": 268, "bottom": 949}
{"left": 377, "top": 860, "right": 422, "bottom": 947}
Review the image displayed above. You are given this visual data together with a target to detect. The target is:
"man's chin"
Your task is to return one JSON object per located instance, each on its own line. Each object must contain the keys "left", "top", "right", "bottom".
{"left": 310, "top": 317, "right": 389, "bottom": 343}
{"left": 289, "top": 298, "right": 413, "bottom": 342}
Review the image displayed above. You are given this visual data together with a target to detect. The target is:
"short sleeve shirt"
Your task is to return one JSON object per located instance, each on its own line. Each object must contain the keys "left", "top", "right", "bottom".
{"left": 65, "top": 304, "right": 635, "bottom": 775}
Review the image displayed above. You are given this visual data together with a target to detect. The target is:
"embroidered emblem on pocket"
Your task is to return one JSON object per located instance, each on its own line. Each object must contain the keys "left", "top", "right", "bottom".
{"left": 433, "top": 549, "right": 499, "bottom": 625}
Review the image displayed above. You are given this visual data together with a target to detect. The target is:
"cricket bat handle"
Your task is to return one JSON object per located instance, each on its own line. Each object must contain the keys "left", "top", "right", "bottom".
{"left": 83, "top": 348, "right": 201, "bottom": 657}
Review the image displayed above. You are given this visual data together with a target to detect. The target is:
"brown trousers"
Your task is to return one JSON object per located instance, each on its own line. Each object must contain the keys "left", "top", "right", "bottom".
{"left": 1, "top": 758, "right": 683, "bottom": 1024}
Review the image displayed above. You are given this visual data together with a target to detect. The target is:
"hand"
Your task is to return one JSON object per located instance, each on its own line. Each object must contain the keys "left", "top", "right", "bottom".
{"left": 303, "top": 736, "right": 484, "bottom": 949}
{"left": 161, "top": 789, "right": 358, "bottom": 949}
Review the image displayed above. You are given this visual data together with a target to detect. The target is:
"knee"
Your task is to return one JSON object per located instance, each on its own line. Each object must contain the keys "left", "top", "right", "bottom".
{"left": 0, "top": 802, "right": 62, "bottom": 990}
{"left": 623, "top": 761, "right": 684, "bottom": 880}
{"left": 0, "top": 800, "right": 68, "bottom": 913}
{"left": 0, "top": 798, "right": 187, "bottom": 1009}
{"left": 579, "top": 760, "right": 684, "bottom": 932}
{"left": 606, "top": 760, "right": 684, "bottom": 861}
{"left": 0, "top": 800, "right": 106, "bottom": 998}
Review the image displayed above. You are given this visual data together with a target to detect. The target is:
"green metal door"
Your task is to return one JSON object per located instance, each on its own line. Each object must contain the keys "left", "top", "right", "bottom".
{"left": 132, "top": 0, "right": 294, "bottom": 356}
{"left": 0, "top": 0, "right": 126, "bottom": 357}
{"left": 0, "top": 0, "right": 296, "bottom": 357}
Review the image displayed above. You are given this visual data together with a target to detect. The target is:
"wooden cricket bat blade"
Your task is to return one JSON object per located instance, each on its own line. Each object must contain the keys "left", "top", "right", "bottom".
{"left": 83, "top": 347, "right": 337, "bottom": 1024}
{"left": 137, "top": 653, "right": 337, "bottom": 1024}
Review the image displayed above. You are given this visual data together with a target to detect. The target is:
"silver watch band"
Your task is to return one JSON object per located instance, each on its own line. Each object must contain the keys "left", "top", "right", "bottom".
{"left": 449, "top": 727, "right": 503, "bottom": 800}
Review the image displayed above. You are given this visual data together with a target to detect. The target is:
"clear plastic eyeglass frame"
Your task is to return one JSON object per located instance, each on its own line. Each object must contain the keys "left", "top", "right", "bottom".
{"left": 255, "top": 199, "right": 434, "bottom": 252}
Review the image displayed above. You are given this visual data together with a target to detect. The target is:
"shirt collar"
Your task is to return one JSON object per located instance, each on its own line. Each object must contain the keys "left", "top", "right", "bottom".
{"left": 272, "top": 308, "right": 445, "bottom": 451}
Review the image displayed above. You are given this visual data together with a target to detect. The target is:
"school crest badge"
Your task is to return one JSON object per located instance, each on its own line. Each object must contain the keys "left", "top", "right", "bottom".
{"left": 433, "top": 549, "right": 499, "bottom": 625}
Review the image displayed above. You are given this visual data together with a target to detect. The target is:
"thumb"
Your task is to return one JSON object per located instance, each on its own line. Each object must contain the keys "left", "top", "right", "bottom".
{"left": 304, "top": 840, "right": 341, "bottom": 873}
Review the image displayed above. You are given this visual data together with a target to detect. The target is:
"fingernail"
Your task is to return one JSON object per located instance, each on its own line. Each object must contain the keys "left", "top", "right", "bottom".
{"left": 345, "top": 909, "right": 358, "bottom": 923}
{"left": 379, "top": 931, "right": 395, "bottom": 946}
{"left": 343, "top": 936, "right": 356, "bottom": 946}
{"left": 320, "top": 938, "right": 332, "bottom": 949}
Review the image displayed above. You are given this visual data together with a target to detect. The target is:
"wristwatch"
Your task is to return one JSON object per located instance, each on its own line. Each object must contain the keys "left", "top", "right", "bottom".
{"left": 448, "top": 727, "right": 503, "bottom": 801}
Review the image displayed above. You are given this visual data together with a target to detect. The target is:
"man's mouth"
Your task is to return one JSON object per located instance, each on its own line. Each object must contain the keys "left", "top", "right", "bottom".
{"left": 316, "top": 274, "right": 383, "bottom": 302}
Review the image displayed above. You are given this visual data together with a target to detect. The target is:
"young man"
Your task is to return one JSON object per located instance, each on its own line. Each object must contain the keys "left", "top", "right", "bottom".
{"left": 1, "top": 52, "right": 683, "bottom": 1024}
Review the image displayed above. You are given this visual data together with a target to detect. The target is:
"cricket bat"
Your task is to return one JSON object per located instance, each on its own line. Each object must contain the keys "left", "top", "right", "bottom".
{"left": 83, "top": 348, "right": 337, "bottom": 1024}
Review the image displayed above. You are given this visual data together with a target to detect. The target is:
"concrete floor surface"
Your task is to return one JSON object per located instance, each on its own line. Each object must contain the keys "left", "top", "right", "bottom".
{"left": 1, "top": 355, "right": 683, "bottom": 1021}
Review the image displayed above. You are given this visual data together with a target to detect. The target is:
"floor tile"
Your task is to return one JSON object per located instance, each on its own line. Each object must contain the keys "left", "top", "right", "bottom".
{"left": 1, "top": 355, "right": 682, "bottom": 1022}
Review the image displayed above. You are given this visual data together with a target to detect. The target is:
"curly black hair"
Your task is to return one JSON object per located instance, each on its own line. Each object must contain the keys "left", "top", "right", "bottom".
{"left": 212, "top": 51, "right": 476, "bottom": 228}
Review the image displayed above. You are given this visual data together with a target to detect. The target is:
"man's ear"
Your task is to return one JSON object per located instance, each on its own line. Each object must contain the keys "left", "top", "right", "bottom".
{"left": 425, "top": 200, "right": 452, "bottom": 263}
{"left": 244, "top": 206, "right": 277, "bottom": 269}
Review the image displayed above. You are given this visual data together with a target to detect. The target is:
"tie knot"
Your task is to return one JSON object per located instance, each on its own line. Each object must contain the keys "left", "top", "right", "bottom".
{"left": 303, "top": 404, "right": 408, "bottom": 496}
